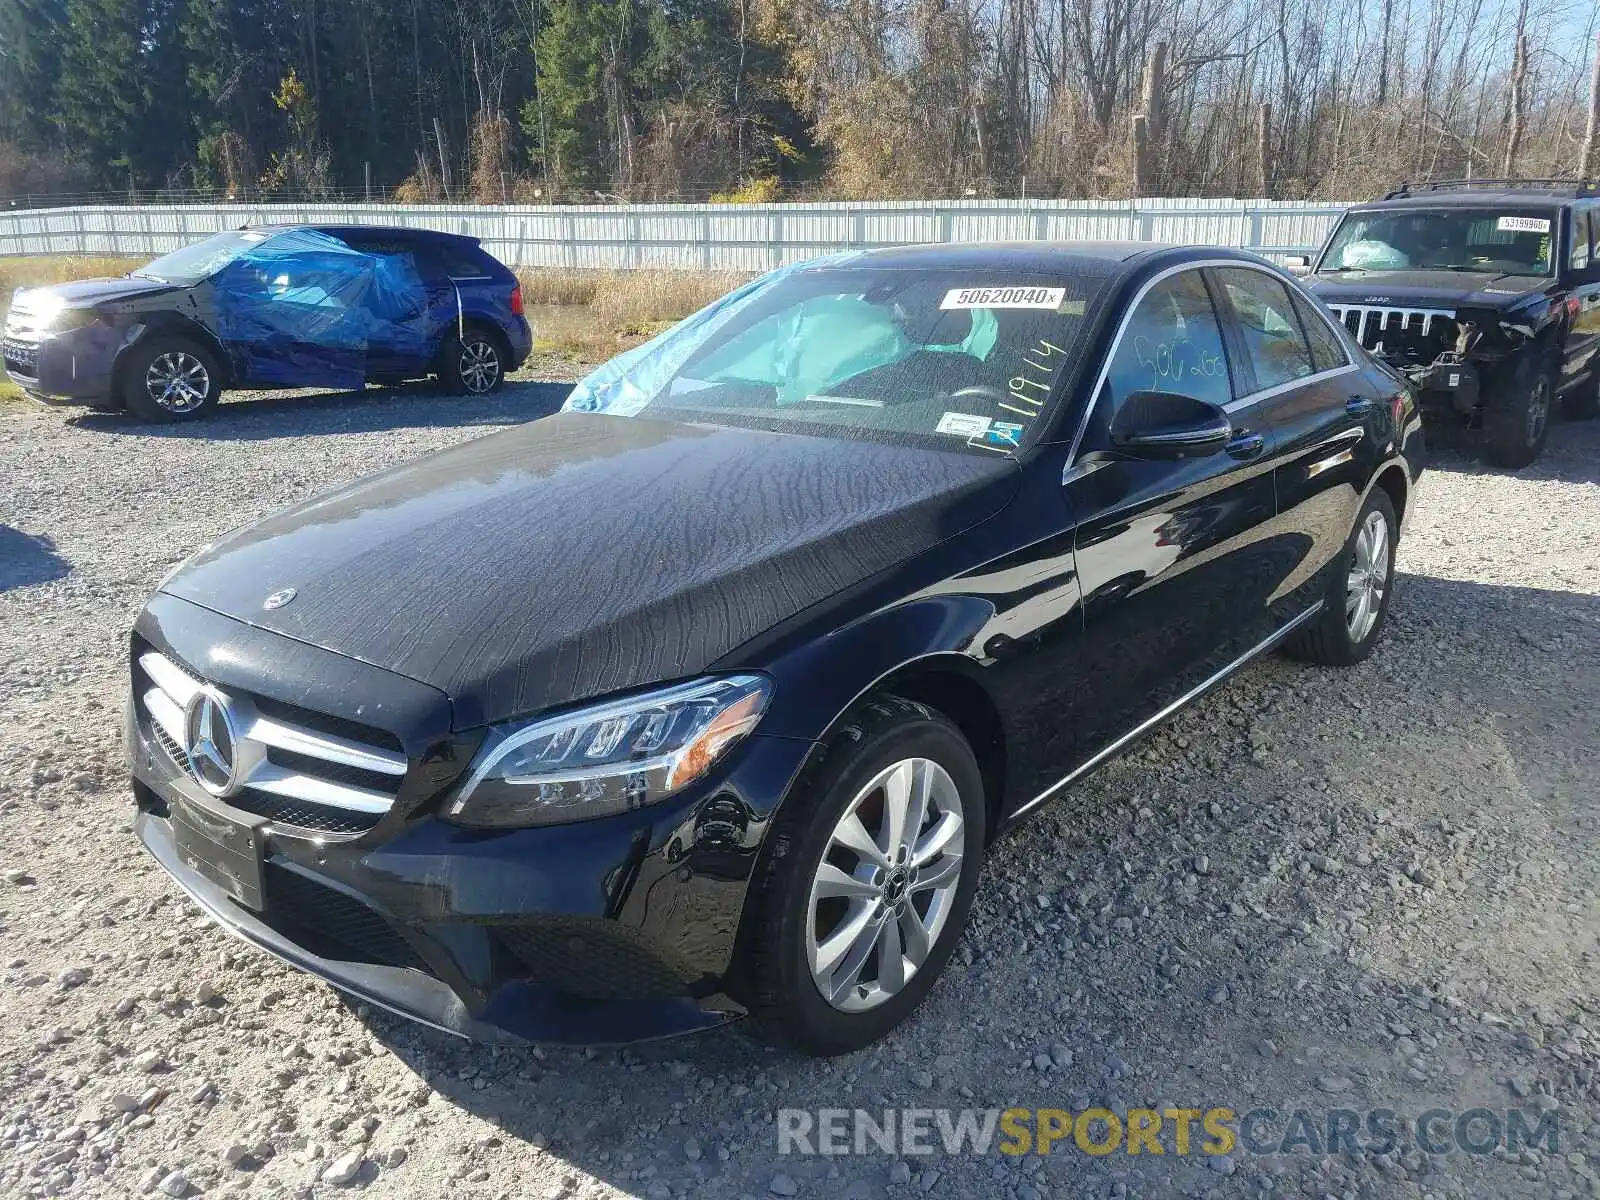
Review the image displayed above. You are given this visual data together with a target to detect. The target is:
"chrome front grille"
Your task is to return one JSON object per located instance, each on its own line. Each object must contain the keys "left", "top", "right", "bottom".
{"left": 1327, "top": 304, "right": 1459, "bottom": 357}
{"left": 137, "top": 649, "right": 407, "bottom": 827}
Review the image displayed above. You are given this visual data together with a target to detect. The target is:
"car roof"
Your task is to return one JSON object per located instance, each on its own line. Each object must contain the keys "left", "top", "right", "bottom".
{"left": 1353, "top": 192, "right": 1573, "bottom": 212}
{"left": 245, "top": 223, "right": 481, "bottom": 246}
{"left": 838, "top": 241, "right": 1266, "bottom": 276}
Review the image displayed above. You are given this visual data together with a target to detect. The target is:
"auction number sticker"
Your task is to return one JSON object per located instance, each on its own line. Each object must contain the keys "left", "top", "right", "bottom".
{"left": 941, "top": 286, "right": 1066, "bottom": 310}
{"left": 935, "top": 412, "right": 993, "bottom": 437}
{"left": 1496, "top": 216, "right": 1551, "bottom": 233}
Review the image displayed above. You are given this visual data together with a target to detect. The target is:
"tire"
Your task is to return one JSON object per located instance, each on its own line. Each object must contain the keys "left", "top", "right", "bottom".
{"left": 436, "top": 326, "right": 506, "bottom": 395}
{"left": 1483, "top": 355, "right": 1554, "bottom": 468}
{"left": 118, "top": 336, "right": 223, "bottom": 422}
{"left": 745, "top": 695, "right": 986, "bottom": 1056}
{"left": 1282, "top": 488, "right": 1398, "bottom": 667}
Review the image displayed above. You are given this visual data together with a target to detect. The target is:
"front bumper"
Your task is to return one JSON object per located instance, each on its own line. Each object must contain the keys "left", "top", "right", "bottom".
{"left": 129, "top": 594, "right": 814, "bottom": 1044}
{"left": 3, "top": 325, "right": 121, "bottom": 404}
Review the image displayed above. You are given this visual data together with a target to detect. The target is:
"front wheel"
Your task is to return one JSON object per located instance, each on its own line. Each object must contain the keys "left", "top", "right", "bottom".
{"left": 1484, "top": 359, "right": 1553, "bottom": 467}
{"left": 437, "top": 328, "right": 505, "bottom": 395}
{"left": 119, "top": 337, "right": 223, "bottom": 421}
{"left": 745, "top": 696, "right": 986, "bottom": 1055}
{"left": 1282, "top": 489, "right": 1398, "bottom": 667}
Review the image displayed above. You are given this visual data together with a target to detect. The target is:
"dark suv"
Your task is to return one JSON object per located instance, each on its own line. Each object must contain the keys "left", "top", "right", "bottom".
{"left": 1302, "top": 180, "right": 1600, "bottom": 466}
{"left": 3, "top": 224, "right": 531, "bottom": 421}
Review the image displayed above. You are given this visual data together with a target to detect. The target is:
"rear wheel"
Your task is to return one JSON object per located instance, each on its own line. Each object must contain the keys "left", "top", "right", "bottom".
{"left": 1484, "top": 357, "right": 1553, "bottom": 467}
{"left": 1282, "top": 489, "right": 1398, "bottom": 667}
{"left": 119, "top": 336, "right": 222, "bottom": 421}
{"left": 746, "top": 696, "right": 985, "bottom": 1055}
{"left": 437, "top": 327, "right": 505, "bottom": 395}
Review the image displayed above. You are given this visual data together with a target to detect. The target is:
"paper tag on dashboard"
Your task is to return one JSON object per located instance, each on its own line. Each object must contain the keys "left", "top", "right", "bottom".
{"left": 941, "top": 286, "right": 1066, "bottom": 310}
{"left": 1496, "top": 216, "right": 1551, "bottom": 233}
{"left": 935, "top": 412, "right": 992, "bottom": 437}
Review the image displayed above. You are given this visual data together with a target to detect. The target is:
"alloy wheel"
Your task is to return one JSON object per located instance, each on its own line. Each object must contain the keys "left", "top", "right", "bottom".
{"left": 805, "top": 757, "right": 965, "bottom": 1013}
{"left": 145, "top": 351, "right": 211, "bottom": 413}
{"left": 459, "top": 338, "right": 501, "bottom": 393}
{"left": 1346, "top": 508, "right": 1390, "bottom": 643}
{"left": 1525, "top": 377, "right": 1550, "bottom": 446}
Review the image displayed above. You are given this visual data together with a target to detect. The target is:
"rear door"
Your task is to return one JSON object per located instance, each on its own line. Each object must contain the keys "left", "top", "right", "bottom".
{"left": 1030, "top": 266, "right": 1283, "bottom": 793}
{"left": 334, "top": 234, "right": 443, "bottom": 377}
{"left": 1209, "top": 265, "right": 1382, "bottom": 617}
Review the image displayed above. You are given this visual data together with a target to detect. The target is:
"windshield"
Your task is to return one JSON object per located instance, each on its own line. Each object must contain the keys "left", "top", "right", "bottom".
{"left": 1320, "top": 208, "right": 1556, "bottom": 276}
{"left": 563, "top": 261, "right": 1110, "bottom": 454}
{"left": 133, "top": 230, "right": 277, "bottom": 284}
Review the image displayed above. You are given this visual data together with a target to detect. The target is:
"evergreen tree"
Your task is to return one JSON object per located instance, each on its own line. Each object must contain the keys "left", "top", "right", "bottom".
{"left": 0, "top": 0, "right": 68, "bottom": 147}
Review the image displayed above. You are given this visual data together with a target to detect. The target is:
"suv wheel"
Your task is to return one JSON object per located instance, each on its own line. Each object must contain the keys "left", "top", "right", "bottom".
{"left": 1283, "top": 489, "right": 1398, "bottom": 667}
{"left": 438, "top": 328, "right": 505, "bottom": 395}
{"left": 1484, "top": 358, "right": 1553, "bottom": 467}
{"left": 745, "top": 696, "right": 985, "bottom": 1055}
{"left": 119, "top": 337, "right": 223, "bottom": 421}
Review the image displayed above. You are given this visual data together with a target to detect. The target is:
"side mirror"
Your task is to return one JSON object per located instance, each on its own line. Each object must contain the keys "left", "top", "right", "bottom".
{"left": 1110, "top": 391, "right": 1232, "bottom": 459}
{"left": 1282, "top": 255, "right": 1311, "bottom": 275}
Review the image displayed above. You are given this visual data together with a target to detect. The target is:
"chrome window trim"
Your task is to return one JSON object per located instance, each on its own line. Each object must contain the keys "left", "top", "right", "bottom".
{"left": 1064, "top": 258, "right": 1354, "bottom": 466}
{"left": 1222, "top": 362, "right": 1360, "bottom": 413}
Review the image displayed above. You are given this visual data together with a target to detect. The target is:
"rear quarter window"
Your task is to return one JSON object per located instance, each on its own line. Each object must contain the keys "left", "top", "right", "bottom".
{"left": 417, "top": 243, "right": 500, "bottom": 279}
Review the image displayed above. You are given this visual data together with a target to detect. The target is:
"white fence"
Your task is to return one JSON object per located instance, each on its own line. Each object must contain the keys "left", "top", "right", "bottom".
{"left": 0, "top": 198, "right": 1349, "bottom": 268}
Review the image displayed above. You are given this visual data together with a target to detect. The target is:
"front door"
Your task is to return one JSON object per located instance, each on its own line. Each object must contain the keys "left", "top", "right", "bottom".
{"left": 1564, "top": 204, "right": 1600, "bottom": 395}
{"left": 1005, "top": 266, "right": 1285, "bottom": 802}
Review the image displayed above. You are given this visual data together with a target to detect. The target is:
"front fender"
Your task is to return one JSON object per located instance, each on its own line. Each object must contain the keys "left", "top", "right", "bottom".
{"left": 754, "top": 595, "right": 999, "bottom": 743}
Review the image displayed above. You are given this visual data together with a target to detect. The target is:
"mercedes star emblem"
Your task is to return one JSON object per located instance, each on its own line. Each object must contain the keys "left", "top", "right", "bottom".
{"left": 182, "top": 689, "right": 240, "bottom": 797}
{"left": 263, "top": 587, "right": 297, "bottom": 611}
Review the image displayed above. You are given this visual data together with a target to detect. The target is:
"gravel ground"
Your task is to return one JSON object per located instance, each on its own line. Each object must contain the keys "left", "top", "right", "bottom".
{"left": 1, "top": 375, "right": 1598, "bottom": 1200}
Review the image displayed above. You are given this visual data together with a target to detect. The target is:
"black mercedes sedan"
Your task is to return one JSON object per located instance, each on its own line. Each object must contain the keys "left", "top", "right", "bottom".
{"left": 129, "top": 243, "right": 1422, "bottom": 1055}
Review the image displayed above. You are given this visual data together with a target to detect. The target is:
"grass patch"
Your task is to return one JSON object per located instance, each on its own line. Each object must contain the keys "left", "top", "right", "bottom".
{"left": 0, "top": 255, "right": 142, "bottom": 295}
{"left": 520, "top": 268, "right": 748, "bottom": 360}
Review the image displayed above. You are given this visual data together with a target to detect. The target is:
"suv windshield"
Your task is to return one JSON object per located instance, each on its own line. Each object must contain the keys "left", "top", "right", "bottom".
{"left": 1320, "top": 208, "right": 1556, "bottom": 276}
{"left": 563, "top": 262, "right": 1110, "bottom": 454}
{"left": 132, "top": 230, "right": 277, "bottom": 285}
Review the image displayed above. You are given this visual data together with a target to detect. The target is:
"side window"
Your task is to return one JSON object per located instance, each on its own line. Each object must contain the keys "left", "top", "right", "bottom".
{"left": 1215, "top": 268, "right": 1315, "bottom": 391}
{"left": 1105, "top": 270, "right": 1232, "bottom": 411}
{"left": 1290, "top": 290, "right": 1348, "bottom": 372}
{"left": 1571, "top": 208, "right": 1592, "bottom": 272}
{"left": 415, "top": 242, "right": 494, "bottom": 278}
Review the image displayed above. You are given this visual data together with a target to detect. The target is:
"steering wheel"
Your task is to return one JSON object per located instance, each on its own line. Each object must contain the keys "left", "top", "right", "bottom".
{"left": 946, "top": 385, "right": 1013, "bottom": 406}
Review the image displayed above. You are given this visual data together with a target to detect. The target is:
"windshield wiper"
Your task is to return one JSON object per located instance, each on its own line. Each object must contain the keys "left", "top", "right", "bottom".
{"left": 1318, "top": 266, "right": 1368, "bottom": 273}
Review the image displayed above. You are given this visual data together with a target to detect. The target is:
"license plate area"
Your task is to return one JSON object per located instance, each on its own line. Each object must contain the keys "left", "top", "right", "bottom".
{"left": 171, "top": 795, "right": 265, "bottom": 911}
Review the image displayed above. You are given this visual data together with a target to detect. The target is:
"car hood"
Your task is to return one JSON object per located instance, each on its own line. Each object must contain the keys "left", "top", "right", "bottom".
{"left": 162, "top": 412, "right": 1020, "bottom": 728}
{"left": 20, "top": 276, "right": 180, "bottom": 307}
{"left": 1306, "top": 270, "right": 1549, "bottom": 312}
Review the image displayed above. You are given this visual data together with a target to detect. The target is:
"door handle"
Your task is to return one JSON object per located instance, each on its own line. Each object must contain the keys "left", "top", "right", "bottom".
{"left": 1225, "top": 432, "right": 1266, "bottom": 460}
{"left": 1346, "top": 394, "right": 1375, "bottom": 416}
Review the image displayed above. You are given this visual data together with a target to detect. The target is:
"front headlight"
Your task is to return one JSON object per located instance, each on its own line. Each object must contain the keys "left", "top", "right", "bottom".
{"left": 24, "top": 292, "right": 98, "bottom": 331}
{"left": 445, "top": 675, "right": 771, "bottom": 828}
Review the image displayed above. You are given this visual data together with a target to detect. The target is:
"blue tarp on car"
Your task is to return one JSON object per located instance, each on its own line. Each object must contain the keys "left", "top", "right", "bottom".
{"left": 209, "top": 229, "right": 432, "bottom": 389}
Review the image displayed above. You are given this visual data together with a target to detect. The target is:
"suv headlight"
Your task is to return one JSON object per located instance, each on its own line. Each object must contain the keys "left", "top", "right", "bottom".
{"left": 445, "top": 675, "right": 771, "bottom": 828}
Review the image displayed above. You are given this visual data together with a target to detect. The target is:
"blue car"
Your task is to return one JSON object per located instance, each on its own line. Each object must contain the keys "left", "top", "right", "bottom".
{"left": 2, "top": 224, "right": 532, "bottom": 421}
